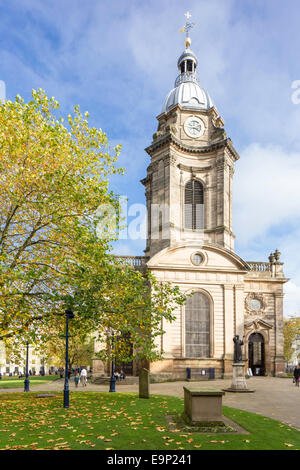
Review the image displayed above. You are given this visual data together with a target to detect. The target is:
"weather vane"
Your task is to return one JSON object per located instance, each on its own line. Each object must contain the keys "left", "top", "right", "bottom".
{"left": 179, "top": 11, "right": 197, "bottom": 48}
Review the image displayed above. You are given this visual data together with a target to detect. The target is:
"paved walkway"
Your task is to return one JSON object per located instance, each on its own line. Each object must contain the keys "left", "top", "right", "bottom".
{"left": 1, "top": 376, "right": 299, "bottom": 431}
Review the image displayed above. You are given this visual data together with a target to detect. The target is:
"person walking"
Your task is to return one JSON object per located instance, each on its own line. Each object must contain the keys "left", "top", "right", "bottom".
{"left": 74, "top": 372, "right": 80, "bottom": 388}
{"left": 80, "top": 367, "right": 87, "bottom": 387}
{"left": 293, "top": 364, "right": 300, "bottom": 387}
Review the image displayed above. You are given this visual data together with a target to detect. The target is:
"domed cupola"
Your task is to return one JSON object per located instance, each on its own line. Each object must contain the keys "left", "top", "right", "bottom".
{"left": 161, "top": 13, "right": 213, "bottom": 114}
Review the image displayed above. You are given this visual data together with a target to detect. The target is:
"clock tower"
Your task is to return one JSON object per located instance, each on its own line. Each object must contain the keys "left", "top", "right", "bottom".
{"left": 142, "top": 21, "right": 239, "bottom": 258}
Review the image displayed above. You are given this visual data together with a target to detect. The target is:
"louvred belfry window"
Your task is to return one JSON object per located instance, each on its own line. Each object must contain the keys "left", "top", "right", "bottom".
{"left": 185, "top": 292, "right": 210, "bottom": 358}
{"left": 184, "top": 179, "right": 204, "bottom": 230}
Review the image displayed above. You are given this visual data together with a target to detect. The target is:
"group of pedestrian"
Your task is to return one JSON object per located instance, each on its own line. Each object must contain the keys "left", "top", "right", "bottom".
{"left": 74, "top": 367, "right": 88, "bottom": 387}
{"left": 114, "top": 369, "right": 126, "bottom": 381}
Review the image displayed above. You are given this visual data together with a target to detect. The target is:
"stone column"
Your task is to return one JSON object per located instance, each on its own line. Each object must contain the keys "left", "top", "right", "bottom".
{"left": 234, "top": 284, "right": 245, "bottom": 339}
{"left": 205, "top": 175, "right": 212, "bottom": 232}
{"left": 274, "top": 292, "right": 286, "bottom": 376}
{"left": 223, "top": 285, "right": 234, "bottom": 377}
{"left": 216, "top": 158, "right": 224, "bottom": 228}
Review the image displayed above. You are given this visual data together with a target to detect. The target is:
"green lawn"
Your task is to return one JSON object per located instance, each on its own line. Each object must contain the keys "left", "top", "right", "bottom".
{"left": 0, "top": 392, "right": 299, "bottom": 450}
{"left": 0, "top": 375, "right": 59, "bottom": 389}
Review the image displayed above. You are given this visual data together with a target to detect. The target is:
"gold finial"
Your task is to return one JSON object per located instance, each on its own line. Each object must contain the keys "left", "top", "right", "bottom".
{"left": 179, "top": 11, "right": 197, "bottom": 48}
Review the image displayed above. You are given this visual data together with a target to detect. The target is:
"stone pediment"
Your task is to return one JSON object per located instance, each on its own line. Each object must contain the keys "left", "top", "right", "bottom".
{"left": 244, "top": 319, "right": 273, "bottom": 331}
{"left": 147, "top": 243, "right": 249, "bottom": 273}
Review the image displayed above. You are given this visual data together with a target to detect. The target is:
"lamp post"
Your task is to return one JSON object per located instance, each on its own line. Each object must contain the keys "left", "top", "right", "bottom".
{"left": 41, "top": 357, "right": 45, "bottom": 376}
{"left": 109, "top": 329, "right": 116, "bottom": 392}
{"left": 24, "top": 341, "right": 30, "bottom": 392}
{"left": 63, "top": 309, "right": 75, "bottom": 408}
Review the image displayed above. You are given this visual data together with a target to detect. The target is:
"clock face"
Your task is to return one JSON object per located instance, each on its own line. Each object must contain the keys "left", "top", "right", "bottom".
{"left": 184, "top": 116, "right": 205, "bottom": 138}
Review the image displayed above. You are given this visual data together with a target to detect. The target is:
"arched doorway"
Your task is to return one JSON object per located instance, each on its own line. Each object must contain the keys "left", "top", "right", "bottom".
{"left": 248, "top": 333, "right": 265, "bottom": 376}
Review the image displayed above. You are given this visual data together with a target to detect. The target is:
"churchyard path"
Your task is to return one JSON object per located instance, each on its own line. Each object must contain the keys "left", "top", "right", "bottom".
{"left": 1, "top": 376, "right": 298, "bottom": 431}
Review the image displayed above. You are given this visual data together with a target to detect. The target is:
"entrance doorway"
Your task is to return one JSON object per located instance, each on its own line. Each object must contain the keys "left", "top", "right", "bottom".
{"left": 248, "top": 333, "right": 265, "bottom": 376}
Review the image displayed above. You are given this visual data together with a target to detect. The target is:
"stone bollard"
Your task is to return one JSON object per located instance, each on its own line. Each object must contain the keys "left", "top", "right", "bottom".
{"left": 139, "top": 368, "right": 150, "bottom": 399}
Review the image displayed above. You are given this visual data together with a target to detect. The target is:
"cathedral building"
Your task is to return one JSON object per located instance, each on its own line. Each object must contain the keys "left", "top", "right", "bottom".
{"left": 140, "top": 21, "right": 288, "bottom": 379}
{"left": 94, "top": 17, "right": 288, "bottom": 379}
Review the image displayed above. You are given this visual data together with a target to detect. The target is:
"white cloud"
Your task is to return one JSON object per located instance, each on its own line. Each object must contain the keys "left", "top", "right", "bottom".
{"left": 0, "top": 81, "right": 5, "bottom": 100}
{"left": 233, "top": 143, "right": 300, "bottom": 316}
{"left": 234, "top": 143, "right": 300, "bottom": 244}
{"left": 284, "top": 282, "right": 300, "bottom": 317}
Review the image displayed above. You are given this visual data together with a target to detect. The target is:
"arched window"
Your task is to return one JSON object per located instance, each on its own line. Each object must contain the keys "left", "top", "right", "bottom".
{"left": 184, "top": 179, "right": 204, "bottom": 230}
{"left": 185, "top": 292, "right": 210, "bottom": 357}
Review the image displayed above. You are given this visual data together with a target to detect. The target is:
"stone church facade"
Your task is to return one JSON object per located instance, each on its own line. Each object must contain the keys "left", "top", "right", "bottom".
{"left": 94, "top": 27, "right": 288, "bottom": 379}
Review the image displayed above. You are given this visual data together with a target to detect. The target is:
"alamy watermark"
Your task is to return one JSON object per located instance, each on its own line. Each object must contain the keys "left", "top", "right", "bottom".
{"left": 95, "top": 196, "right": 205, "bottom": 242}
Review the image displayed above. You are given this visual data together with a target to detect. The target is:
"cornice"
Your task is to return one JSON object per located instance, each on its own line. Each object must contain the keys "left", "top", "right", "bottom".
{"left": 177, "top": 163, "right": 213, "bottom": 172}
{"left": 244, "top": 276, "right": 290, "bottom": 283}
{"left": 145, "top": 133, "right": 240, "bottom": 161}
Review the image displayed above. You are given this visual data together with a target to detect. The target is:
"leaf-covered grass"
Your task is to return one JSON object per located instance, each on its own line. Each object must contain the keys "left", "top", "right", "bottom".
{"left": 0, "top": 392, "right": 299, "bottom": 450}
{"left": 0, "top": 375, "right": 59, "bottom": 389}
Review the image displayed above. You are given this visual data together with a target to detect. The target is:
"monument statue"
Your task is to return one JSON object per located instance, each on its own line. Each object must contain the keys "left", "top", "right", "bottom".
{"left": 233, "top": 335, "right": 244, "bottom": 363}
{"left": 223, "top": 335, "right": 254, "bottom": 393}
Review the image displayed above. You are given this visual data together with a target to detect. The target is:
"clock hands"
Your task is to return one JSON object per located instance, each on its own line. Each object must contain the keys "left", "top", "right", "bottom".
{"left": 184, "top": 117, "right": 204, "bottom": 138}
{"left": 188, "top": 121, "right": 201, "bottom": 134}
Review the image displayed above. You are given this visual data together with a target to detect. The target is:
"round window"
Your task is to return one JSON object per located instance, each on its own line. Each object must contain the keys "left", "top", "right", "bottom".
{"left": 192, "top": 253, "right": 204, "bottom": 266}
{"left": 247, "top": 298, "right": 262, "bottom": 311}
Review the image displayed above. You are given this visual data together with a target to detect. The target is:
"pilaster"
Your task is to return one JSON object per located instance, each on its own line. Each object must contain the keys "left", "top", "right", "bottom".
{"left": 223, "top": 285, "right": 234, "bottom": 377}
{"left": 274, "top": 292, "right": 286, "bottom": 376}
{"left": 235, "top": 284, "right": 245, "bottom": 338}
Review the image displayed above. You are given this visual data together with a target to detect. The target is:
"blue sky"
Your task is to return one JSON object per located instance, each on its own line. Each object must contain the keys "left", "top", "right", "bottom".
{"left": 1, "top": 0, "right": 300, "bottom": 316}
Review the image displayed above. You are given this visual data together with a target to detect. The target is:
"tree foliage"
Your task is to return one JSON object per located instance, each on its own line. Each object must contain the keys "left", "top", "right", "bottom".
{"left": 65, "top": 258, "right": 187, "bottom": 363}
{"left": 0, "top": 90, "right": 188, "bottom": 365}
{"left": 41, "top": 330, "right": 95, "bottom": 371}
{"left": 0, "top": 89, "right": 122, "bottom": 343}
{"left": 283, "top": 317, "right": 300, "bottom": 363}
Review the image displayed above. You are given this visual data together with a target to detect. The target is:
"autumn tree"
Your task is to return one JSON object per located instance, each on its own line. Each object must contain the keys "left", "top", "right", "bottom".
{"left": 62, "top": 256, "right": 187, "bottom": 365}
{"left": 0, "top": 90, "right": 188, "bottom": 366}
{"left": 0, "top": 89, "right": 122, "bottom": 344}
{"left": 41, "top": 330, "right": 95, "bottom": 371}
{"left": 283, "top": 317, "right": 300, "bottom": 364}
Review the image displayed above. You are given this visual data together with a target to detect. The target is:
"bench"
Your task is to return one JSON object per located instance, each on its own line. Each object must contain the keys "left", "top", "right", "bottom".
{"left": 186, "top": 367, "right": 215, "bottom": 380}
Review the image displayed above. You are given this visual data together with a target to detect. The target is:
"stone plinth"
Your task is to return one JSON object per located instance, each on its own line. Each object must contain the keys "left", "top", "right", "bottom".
{"left": 139, "top": 368, "right": 150, "bottom": 399}
{"left": 224, "top": 363, "right": 255, "bottom": 393}
{"left": 183, "top": 386, "right": 225, "bottom": 422}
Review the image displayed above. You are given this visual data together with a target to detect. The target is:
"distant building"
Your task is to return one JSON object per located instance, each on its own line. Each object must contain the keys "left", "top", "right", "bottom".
{"left": 0, "top": 341, "right": 54, "bottom": 376}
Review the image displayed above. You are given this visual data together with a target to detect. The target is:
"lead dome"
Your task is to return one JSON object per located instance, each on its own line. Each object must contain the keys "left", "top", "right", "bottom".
{"left": 161, "top": 45, "right": 213, "bottom": 114}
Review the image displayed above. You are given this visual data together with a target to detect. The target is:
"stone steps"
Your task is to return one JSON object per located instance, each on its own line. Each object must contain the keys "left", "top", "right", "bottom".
{"left": 91, "top": 375, "right": 139, "bottom": 385}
